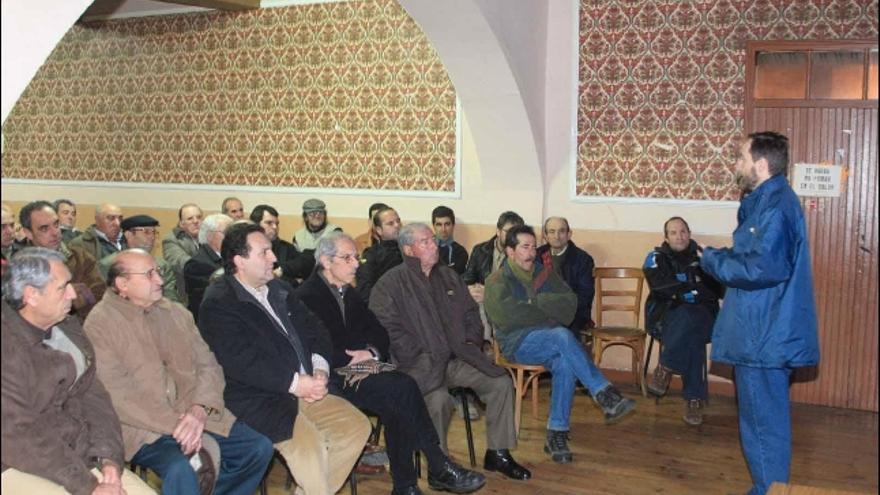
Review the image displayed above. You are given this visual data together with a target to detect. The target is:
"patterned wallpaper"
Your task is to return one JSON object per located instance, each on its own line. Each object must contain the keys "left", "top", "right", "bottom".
{"left": 577, "top": 0, "right": 878, "bottom": 201}
{"left": 1, "top": 0, "right": 458, "bottom": 193}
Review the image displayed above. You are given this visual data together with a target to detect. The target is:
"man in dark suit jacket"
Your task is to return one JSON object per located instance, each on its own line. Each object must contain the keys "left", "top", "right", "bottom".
{"left": 184, "top": 213, "right": 232, "bottom": 320}
{"left": 250, "top": 204, "right": 314, "bottom": 287}
{"left": 198, "top": 223, "right": 370, "bottom": 495}
{"left": 296, "top": 232, "right": 485, "bottom": 495}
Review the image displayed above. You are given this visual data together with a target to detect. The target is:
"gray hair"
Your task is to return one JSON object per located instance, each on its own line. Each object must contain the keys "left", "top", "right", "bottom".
{"left": 199, "top": 213, "right": 233, "bottom": 244}
{"left": 1, "top": 247, "right": 66, "bottom": 309}
{"left": 398, "top": 222, "right": 432, "bottom": 250}
{"left": 314, "top": 232, "right": 355, "bottom": 270}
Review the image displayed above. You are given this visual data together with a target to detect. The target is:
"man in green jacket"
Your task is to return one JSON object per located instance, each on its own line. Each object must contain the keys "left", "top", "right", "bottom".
{"left": 485, "top": 225, "right": 636, "bottom": 464}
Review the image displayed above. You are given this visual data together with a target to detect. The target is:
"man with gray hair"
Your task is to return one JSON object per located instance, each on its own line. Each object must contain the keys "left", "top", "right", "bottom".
{"left": 69, "top": 203, "right": 125, "bottom": 262}
{"left": 221, "top": 197, "right": 245, "bottom": 221}
{"left": 53, "top": 199, "right": 82, "bottom": 243}
{"left": 2, "top": 248, "right": 155, "bottom": 495}
{"left": 370, "top": 223, "right": 531, "bottom": 482}
{"left": 184, "top": 213, "right": 233, "bottom": 320}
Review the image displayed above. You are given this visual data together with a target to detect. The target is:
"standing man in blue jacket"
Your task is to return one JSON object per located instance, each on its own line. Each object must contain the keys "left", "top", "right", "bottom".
{"left": 700, "top": 131, "right": 819, "bottom": 495}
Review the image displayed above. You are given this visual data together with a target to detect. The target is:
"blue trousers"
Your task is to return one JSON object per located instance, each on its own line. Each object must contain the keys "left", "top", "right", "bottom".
{"left": 513, "top": 327, "right": 610, "bottom": 431}
{"left": 735, "top": 366, "right": 793, "bottom": 495}
{"left": 130, "top": 420, "right": 273, "bottom": 495}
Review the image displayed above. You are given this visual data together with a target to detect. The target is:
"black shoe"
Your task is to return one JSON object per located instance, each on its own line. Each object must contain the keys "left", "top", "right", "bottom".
{"left": 594, "top": 385, "right": 636, "bottom": 424}
{"left": 544, "top": 430, "right": 572, "bottom": 464}
{"left": 391, "top": 485, "right": 425, "bottom": 495}
{"left": 482, "top": 449, "right": 531, "bottom": 480}
{"left": 427, "top": 459, "right": 486, "bottom": 493}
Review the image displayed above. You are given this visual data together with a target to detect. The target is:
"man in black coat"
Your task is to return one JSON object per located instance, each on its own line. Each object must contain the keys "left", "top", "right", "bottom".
{"left": 184, "top": 213, "right": 232, "bottom": 320}
{"left": 355, "top": 206, "right": 403, "bottom": 303}
{"left": 198, "top": 222, "right": 370, "bottom": 495}
{"left": 296, "top": 232, "right": 485, "bottom": 495}
{"left": 643, "top": 217, "right": 724, "bottom": 426}
{"left": 536, "top": 217, "right": 595, "bottom": 334}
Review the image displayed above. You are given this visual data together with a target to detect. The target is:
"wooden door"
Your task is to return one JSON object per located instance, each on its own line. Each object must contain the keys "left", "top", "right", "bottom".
{"left": 746, "top": 41, "right": 879, "bottom": 412}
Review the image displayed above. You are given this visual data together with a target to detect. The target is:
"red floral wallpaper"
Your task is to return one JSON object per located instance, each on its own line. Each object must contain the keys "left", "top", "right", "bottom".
{"left": 577, "top": 0, "right": 878, "bottom": 200}
{"left": 1, "top": 0, "right": 458, "bottom": 193}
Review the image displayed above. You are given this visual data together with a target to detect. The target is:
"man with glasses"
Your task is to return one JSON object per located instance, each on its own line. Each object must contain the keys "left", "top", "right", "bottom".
{"left": 184, "top": 214, "right": 233, "bottom": 320}
{"left": 293, "top": 198, "right": 342, "bottom": 252}
{"left": 85, "top": 249, "right": 274, "bottom": 495}
{"left": 99, "top": 215, "right": 179, "bottom": 303}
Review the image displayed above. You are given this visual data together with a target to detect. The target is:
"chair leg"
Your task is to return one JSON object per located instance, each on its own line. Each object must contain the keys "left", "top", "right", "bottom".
{"left": 415, "top": 451, "right": 422, "bottom": 479}
{"left": 530, "top": 373, "right": 540, "bottom": 419}
{"left": 644, "top": 336, "right": 655, "bottom": 387}
{"left": 349, "top": 470, "right": 357, "bottom": 495}
{"left": 513, "top": 369, "right": 525, "bottom": 436}
{"left": 457, "top": 390, "right": 476, "bottom": 467}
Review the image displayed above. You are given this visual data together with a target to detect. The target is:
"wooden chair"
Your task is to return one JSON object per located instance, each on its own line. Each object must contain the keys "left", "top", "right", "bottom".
{"left": 591, "top": 267, "right": 647, "bottom": 396}
{"left": 491, "top": 338, "right": 547, "bottom": 436}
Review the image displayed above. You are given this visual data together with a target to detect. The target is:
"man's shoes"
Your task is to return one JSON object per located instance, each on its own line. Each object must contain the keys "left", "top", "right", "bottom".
{"left": 683, "top": 399, "right": 704, "bottom": 426}
{"left": 594, "top": 385, "right": 636, "bottom": 424}
{"left": 647, "top": 365, "right": 673, "bottom": 397}
{"left": 544, "top": 429, "right": 572, "bottom": 464}
{"left": 392, "top": 485, "right": 425, "bottom": 495}
{"left": 482, "top": 449, "right": 531, "bottom": 480}
{"left": 427, "top": 459, "right": 486, "bottom": 493}
{"left": 354, "top": 461, "right": 386, "bottom": 475}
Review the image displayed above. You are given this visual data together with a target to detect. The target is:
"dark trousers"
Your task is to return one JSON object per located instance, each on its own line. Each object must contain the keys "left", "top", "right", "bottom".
{"left": 660, "top": 304, "right": 714, "bottom": 400}
{"left": 130, "top": 420, "right": 273, "bottom": 495}
{"left": 339, "top": 370, "right": 445, "bottom": 489}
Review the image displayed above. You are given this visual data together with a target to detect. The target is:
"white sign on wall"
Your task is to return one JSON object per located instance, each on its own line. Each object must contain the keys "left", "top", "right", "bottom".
{"left": 792, "top": 163, "right": 844, "bottom": 198}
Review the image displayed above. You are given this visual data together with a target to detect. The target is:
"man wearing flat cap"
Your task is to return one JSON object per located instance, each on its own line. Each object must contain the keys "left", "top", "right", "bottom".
{"left": 99, "top": 215, "right": 180, "bottom": 302}
{"left": 293, "top": 199, "right": 342, "bottom": 252}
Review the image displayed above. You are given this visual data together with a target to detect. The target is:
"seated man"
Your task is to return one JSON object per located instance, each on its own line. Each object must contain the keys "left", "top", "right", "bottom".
{"left": 162, "top": 203, "right": 203, "bottom": 303}
{"left": 221, "top": 197, "right": 245, "bottom": 220}
{"left": 198, "top": 223, "right": 370, "bottom": 495}
{"left": 370, "top": 223, "right": 531, "bottom": 482}
{"left": 19, "top": 201, "right": 105, "bottom": 321}
{"left": 85, "top": 249, "right": 274, "bottom": 495}
{"left": 354, "top": 202, "right": 388, "bottom": 255}
{"left": 293, "top": 199, "right": 342, "bottom": 252}
{"left": 356, "top": 206, "right": 402, "bottom": 303}
{"left": 2, "top": 203, "right": 21, "bottom": 261}
{"left": 485, "top": 225, "right": 636, "bottom": 464}
{"left": 1, "top": 248, "right": 154, "bottom": 495}
{"left": 69, "top": 203, "right": 125, "bottom": 262}
{"left": 432, "top": 206, "right": 468, "bottom": 275}
{"left": 250, "top": 204, "right": 314, "bottom": 286}
{"left": 296, "top": 232, "right": 485, "bottom": 495}
{"left": 184, "top": 213, "right": 233, "bottom": 320}
{"left": 536, "top": 217, "right": 595, "bottom": 334}
{"left": 99, "top": 215, "right": 179, "bottom": 303}
{"left": 643, "top": 216, "right": 723, "bottom": 426}
{"left": 53, "top": 199, "right": 83, "bottom": 243}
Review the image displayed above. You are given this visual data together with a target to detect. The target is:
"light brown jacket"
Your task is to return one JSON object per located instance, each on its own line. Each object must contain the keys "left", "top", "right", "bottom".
{"left": 84, "top": 291, "right": 234, "bottom": 459}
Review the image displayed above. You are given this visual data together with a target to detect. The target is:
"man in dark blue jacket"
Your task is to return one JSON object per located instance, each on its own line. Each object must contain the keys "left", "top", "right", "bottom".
{"left": 700, "top": 131, "right": 819, "bottom": 495}
{"left": 536, "top": 217, "right": 595, "bottom": 335}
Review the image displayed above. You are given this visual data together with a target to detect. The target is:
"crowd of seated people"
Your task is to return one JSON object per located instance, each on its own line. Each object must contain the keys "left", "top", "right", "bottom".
{"left": 2, "top": 194, "right": 723, "bottom": 495}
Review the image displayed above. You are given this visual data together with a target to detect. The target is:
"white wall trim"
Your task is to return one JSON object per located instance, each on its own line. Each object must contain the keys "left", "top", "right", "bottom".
{"left": 570, "top": 194, "right": 740, "bottom": 208}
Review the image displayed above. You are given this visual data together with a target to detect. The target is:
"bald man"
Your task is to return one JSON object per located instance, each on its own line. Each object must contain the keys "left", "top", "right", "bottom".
{"left": 536, "top": 217, "right": 596, "bottom": 334}
{"left": 69, "top": 203, "right": 126, "bottom": 262}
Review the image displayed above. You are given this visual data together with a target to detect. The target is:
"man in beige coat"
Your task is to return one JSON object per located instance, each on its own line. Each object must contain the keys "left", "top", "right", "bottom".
{"left": 84, "top": 249, "right": 273, "bottom": 495}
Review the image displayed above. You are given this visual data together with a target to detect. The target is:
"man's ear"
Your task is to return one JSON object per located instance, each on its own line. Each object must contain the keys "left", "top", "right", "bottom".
{"left": 21, "top": 285, "right": 39, "bottom": 308}
{"left": 401, "top": 244, "right": 413, "bottom": 257}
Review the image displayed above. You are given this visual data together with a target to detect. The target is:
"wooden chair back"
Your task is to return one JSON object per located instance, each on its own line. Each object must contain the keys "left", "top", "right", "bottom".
{"left": 593, "top": 267, "right": 645, "bottom": 329}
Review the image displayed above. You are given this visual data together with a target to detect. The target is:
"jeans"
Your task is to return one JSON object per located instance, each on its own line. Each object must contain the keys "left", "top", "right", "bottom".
{"left": 660, "top": 304, "right": 713, "bottom": 400}
{"left": 512, "top": 326, "right": 610, "bottom": 431}
{"left": 735, "top": 366, "right": 793, "bottom": 495}
{"left": 130, "top": 420, "right": 273, "bottom": 495}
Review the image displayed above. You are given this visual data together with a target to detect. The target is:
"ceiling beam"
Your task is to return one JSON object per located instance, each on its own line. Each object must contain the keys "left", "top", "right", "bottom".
{"left": 156, "top": 0, "right": 259, "bottom": 10}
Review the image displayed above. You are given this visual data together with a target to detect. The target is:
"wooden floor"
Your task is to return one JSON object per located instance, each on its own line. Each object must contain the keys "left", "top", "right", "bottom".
{"left": 262, "top": 382, "right": 879, "bottom": 495}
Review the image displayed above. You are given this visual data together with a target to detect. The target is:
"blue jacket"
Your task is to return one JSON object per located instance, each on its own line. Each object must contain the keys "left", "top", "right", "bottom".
{"left": 700, "top": 175, "right": 819, "bottom": 368}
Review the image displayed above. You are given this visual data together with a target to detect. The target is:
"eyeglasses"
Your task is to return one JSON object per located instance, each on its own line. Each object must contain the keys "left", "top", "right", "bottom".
{"left": 129, "top": 228, "right": 158, "bottom": 235}
{"left": 306, "top": 211, "right": 326, "bottom": 217}
{"left": 333, "top": 254, "right": 358, "bottom": 264}
{"left": 121, "top": 268, "right": 161, "bottom": 279}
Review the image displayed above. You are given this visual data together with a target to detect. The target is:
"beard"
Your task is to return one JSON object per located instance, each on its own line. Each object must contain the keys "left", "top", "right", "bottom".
{"left": 307, "top": 220, "right": 327, "bottom": 233}
{"left": 736, "top": 168, "right": 759, "bottom": 193}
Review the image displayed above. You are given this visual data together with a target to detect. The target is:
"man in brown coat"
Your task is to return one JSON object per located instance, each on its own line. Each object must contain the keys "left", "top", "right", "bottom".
{"left": 369, "top": 223, "right": 531, "bottom": 482}
{"left": 84, "top": 249, "right": 273, "bottom": 495}
{"left": 1, "top": 247, "right": 154, "bottom": 495}
{"left": 19, "top": 201, "right": 105, "bottom": 321}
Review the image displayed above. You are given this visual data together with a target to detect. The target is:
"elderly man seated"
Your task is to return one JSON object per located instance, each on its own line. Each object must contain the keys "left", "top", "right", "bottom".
{"left": 84, "top": 249, "right": 274, "bottom": 495}
{"left": 184, "top": 213, "right": 233, "bottom": 320}
{"left": 485, "top": 225, "right": 636, "bottom": 464}
{"left": 370, "top": 223, "right": 531, "bottom": 482}
{"left": 2, "top": 248, "right": 154, "bottom": 495}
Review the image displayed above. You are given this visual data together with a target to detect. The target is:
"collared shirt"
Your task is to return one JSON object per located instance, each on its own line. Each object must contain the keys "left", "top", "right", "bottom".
{"left": 492, "top": 244, "right": 505, "bottom": 274}
{"left": 44, "top": 325, "right": 87, "bottom": 382}
{"left": 233, "top": 277, "right": 329, "bottom": 394}
{"left": 93, "top": 228, "right": 123, "bottom": 251}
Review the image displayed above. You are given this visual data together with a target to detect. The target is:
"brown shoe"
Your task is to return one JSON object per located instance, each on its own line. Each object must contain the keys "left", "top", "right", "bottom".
{"left": 647, "top": 365, "right": 672, "bottom": 397}
{"left": 683, "top": 399, "right": 704, "bottom": 426}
